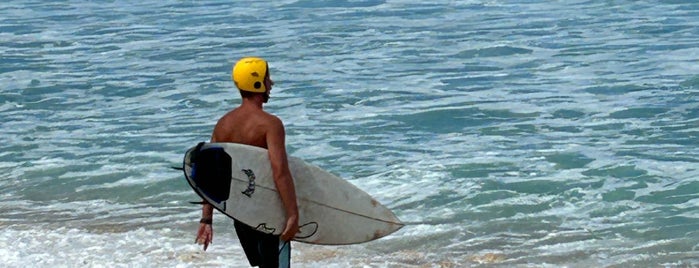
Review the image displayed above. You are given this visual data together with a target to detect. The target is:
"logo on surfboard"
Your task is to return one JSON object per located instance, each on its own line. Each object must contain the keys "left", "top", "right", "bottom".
{"left": 241, "top": 169, "right": 256, "bottom": 197}
{"left": 254, "top": 222, "right": 319, "bottom": 238}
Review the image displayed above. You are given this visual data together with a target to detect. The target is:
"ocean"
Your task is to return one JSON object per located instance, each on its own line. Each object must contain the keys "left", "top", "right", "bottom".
{"left": 1, "top": 0, "right": 698, "bottom": 267}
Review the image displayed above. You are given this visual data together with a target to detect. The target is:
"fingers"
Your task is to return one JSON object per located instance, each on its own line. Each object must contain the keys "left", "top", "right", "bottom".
{"left": 204, "top": 229, "right": 214, "bottom": 247}
{"left": 204, "top": 232, "right": 213, "bottom": 251}
{"left": 280, "top": 221, "right": 299, "bottom": 241}
{"left": 196, "top": 234, "right": 212, "bottom": 251}
{"left": 195, "top": 225, "right": 213, "bottom": 251}
{"left": 280, "top": 231, "right": 292, "bottom": 242}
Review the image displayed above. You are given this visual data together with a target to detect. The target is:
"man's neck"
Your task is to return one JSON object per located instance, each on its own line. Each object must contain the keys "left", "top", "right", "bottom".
{"left": 241, "top": 97, "right": 264, "bottom": 109}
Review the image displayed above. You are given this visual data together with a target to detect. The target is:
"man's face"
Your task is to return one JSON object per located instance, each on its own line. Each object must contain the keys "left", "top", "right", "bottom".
{"left": 263, "top": 72, "right": 273, "bottom": 103}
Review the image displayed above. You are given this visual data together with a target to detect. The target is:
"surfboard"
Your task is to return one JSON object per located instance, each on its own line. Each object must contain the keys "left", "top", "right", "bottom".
{"left": 182, "top": 142, "right": 403, "bottom": 245}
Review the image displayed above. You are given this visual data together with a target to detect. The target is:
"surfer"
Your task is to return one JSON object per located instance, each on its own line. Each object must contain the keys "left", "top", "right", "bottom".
{"left": 195, "top": 57, "right": 300, "bottom": 268}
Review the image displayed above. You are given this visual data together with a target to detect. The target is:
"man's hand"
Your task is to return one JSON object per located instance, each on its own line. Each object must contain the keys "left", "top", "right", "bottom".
{"left": 280, "top": 215, "right": 299, "bottom": 241}
{"left": 195, "top": 222, "right": 213, "bottom": 251}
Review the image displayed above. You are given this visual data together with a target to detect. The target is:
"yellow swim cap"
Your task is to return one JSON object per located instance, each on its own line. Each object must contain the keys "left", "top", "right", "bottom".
{"left": 232, "top": 57, "right": 268, "bottom": 93}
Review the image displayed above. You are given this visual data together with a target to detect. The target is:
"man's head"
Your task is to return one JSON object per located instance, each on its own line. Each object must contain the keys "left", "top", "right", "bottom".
{"left": 232, "top": 57, "right": 274, "bottom": 103}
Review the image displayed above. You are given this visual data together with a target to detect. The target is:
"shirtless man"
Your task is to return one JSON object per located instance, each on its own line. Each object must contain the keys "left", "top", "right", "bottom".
{"left": 195, "top": 57, "right": 299, "bottom": 267}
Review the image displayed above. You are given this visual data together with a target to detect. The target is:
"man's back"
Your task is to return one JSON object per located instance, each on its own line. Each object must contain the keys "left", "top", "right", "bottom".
{"left": 211, "top": 104, "right": 282, "bottom": 149}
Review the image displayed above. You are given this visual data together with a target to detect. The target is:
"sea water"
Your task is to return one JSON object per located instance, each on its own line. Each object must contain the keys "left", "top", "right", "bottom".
{"left": 1, "top": 0, "right": 698, "bottom": 267}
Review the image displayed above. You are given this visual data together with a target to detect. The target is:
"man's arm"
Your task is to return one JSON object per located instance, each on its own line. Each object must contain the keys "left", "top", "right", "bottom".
{"left": 266, "top": 116, "right": 299, "bottom": 241}
{"left": 194, "top": 135, "right": 218, "bottom": 251}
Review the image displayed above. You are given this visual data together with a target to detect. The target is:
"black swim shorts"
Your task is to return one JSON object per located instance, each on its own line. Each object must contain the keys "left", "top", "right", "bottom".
{"left": 234, "top": 220, "right": 291, "bottom": 268}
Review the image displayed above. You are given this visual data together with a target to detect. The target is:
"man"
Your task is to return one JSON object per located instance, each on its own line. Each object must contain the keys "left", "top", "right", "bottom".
{"left": 195, "top": 57, "right": 300, "bottom": 267}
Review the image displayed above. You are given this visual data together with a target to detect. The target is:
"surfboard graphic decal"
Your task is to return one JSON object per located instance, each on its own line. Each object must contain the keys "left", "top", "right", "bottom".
{"left": 241, "top": 169, "right": 256, "bottom": 197}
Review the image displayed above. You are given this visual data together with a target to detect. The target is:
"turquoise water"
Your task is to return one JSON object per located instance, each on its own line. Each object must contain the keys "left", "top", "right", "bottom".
{"left": 2, "top": 0, "right": 699, "bottom": 267}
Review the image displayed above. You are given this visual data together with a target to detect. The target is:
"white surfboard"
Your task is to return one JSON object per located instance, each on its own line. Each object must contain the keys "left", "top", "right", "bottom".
{"left": 182, "top": 142, "right": 403, "bottom": 245}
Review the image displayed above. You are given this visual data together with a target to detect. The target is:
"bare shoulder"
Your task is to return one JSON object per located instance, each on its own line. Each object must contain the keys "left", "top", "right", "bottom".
{"left": 261, "top": 111, "right": 285, "bottom": 130}
{"left": 212, "top": 109, "right": 237, "bottom": 132}
{"left": 262, "top": 111, "right": 287, "bottom": 150}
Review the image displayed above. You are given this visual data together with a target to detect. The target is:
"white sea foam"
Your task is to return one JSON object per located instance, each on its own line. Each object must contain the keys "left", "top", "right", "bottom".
{"left": 0, "top": 226, "right": 248, "bottom": 268}
{"left": 2, "top": 0, "right": 699, "bottom": 266}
